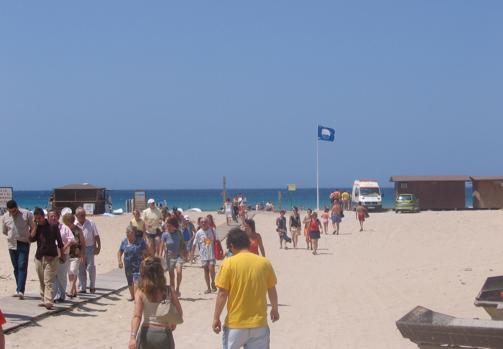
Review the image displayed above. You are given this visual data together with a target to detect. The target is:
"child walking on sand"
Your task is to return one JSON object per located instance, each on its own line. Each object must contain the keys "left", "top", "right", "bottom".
{"left": 303, "top": 209, "right": 312, "bottom": 250}
{"left": 309, "top": 212, "right": 321, "bottom": 255}
{"left": 356, "top": 202, "right": 368, "bottom": 232}
{"left": 321, "top": 208, "right": 330, "bottom": 234}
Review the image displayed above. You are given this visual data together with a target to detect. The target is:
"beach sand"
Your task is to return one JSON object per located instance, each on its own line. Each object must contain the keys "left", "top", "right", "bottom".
{"left": 4, "top": 209, "right": 503, "bottom": 348}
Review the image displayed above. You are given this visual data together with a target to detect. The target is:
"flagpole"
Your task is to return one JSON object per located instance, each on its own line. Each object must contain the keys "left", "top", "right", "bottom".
{"left": 316, "top": 127, "right": 320, "bottom": 211}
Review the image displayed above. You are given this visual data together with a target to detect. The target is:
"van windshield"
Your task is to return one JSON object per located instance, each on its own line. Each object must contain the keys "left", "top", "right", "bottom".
{"left": 360, "top": 187, "right": 380, "bottom": 197}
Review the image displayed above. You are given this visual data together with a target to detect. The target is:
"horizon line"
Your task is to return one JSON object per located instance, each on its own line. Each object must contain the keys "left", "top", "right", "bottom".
{"left": 11, "top": 186, "right": 397, "bottom": 191}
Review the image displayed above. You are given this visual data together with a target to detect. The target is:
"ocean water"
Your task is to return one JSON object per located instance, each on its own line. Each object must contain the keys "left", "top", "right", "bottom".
{"left": 8, "top": 187, "right": 475, "bottom": 212}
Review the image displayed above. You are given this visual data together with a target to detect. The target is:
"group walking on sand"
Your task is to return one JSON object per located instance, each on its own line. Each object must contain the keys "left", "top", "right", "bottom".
{"left": 271, "top": 191, "right": 371, "bottom": 256}
{"left": 1, "top": 192, "right": 371, "bottom": 349}
{"left": 0, "top": 200, "right": 101, "bottom": 309}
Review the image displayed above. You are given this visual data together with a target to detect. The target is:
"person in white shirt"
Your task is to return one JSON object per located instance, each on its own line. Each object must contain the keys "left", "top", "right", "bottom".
{"left": 142, "top": 199, "right": 162, "bottom": 252}
{"left": 190, "top": 218, "right": 217, "bottom": 294}
{"left": 75, "top": 207, "right": 101, "bottom": 294}
{"left": 54, "top": 210, "right": 75, "bottom": 302}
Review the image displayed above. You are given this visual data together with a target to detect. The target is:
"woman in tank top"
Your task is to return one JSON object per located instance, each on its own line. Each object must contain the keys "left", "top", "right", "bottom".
{"left": 129, "top": 257, "right": 183, "bottom": 349}
{"left": 244, "top": 218, "right": 265, "bottom": 256}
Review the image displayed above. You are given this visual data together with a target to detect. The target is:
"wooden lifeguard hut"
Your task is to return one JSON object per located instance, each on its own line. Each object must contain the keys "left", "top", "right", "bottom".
{"left": 52, "top": 183, "right": 107, "bottom": 214}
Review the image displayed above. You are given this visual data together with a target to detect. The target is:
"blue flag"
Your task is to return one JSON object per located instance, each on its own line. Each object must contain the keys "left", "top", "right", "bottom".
{"left": 318, "top": 125, "right": 335, "bottom": 142}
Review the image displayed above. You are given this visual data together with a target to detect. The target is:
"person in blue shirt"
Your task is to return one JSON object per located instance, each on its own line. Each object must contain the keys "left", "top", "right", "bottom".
{"left": 159, "top": 217, "right": 186, "bottom": 297}
{"left": 118, "top": 226, "right": 148, "bottom": 301}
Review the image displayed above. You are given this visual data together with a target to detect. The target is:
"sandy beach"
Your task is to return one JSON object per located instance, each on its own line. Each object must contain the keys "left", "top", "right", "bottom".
{"left": 3, "top": 209, "right": 503, "bottom": 348}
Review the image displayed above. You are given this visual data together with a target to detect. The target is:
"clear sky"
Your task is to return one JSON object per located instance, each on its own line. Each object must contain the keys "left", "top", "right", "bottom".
{"left": 1, "top": 1, "right": 502, "bottom": 190}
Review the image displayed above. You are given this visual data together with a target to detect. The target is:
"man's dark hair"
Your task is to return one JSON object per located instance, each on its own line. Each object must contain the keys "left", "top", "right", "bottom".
{"left": 33, "top": 207, "right": 45, "bottom": 216}
{"left": 226, "top": 227, "right": 250, "bottom": 250}
{"left": 6, "top": 200, "right": 17, "bottom": 209}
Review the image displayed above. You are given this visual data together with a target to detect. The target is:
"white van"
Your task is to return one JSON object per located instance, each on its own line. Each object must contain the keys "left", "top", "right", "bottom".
{"left": 352, "top": 180, "right": 383, "bottom": 210}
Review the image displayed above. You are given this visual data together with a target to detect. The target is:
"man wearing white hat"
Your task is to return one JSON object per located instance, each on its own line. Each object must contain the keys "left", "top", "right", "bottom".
{"left": 142, "top": 199, "right": 162, "bottom": 252}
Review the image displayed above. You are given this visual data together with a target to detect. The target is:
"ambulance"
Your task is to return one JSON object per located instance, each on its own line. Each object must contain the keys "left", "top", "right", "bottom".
{"left": 351, "top": 180, "right": 383, "bottom": 211}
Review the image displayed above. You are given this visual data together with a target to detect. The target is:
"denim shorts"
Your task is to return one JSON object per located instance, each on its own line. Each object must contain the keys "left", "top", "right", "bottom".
{"left": 201, "top": 259, "right": 216, "bottom": 267}
{"left": 167, "top": 256, "right": 184, "bottom": 271}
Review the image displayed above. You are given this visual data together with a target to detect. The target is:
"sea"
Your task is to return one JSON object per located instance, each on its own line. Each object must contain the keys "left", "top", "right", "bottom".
{"left": 9, "top": 187, "right": 475, "bottom": 212}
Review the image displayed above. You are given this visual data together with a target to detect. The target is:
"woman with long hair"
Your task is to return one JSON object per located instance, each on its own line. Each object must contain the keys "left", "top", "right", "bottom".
{"left": 206, "top": 214, "right": 217, "bottom": 230}
{"left": 129, "top": 256, "right": 183, "bottom": 349}
{"left": 244, "top": 218, "right": 265, "bottom": 256}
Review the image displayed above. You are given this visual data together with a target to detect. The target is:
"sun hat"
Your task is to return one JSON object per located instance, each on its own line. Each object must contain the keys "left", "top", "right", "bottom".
{"left": 147, "top": 198, "right": 155, "bottom": 204}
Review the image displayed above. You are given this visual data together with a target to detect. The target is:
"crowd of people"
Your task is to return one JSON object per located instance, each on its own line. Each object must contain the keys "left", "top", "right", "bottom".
{"left": 273, "top": 191, "right": 370, "bottom": 255}
{"left": 1, "top": 191, "right": 370, "bottom": 349}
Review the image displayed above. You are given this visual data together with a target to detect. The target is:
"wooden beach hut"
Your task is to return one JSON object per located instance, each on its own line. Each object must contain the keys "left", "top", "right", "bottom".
{"left": 471, "top": 176, "right": 503, "bottom": 209}
{"left": 389, "top": 176, "right": 469, "bottom": 210}
{"left": 52, "top": 183, "right": 107, "bottom": 214}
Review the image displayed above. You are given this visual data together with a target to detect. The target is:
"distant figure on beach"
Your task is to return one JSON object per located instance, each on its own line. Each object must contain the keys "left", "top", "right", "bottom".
{"left": 62, "top": 212, "right": 85, "bottom": 299}
{"left": 275, "top": 210, "right": 290, "bottom": 249}
{"left": 191, "top": 217, "right": 217, "bottom": 294}
{"left": 232, "top": 196, "right": 239, "bottom": 222}
{"left": 224, "top": 198, "right": 233, "bottom": 225}
{"left": 142, "top": 199, "right": 163, "bottom": 252}
{"left": 309, "top": 212, "right": 321, "bottom": 255}
{"left": 130, "top": 209, "right": 146, "bottom": 239}
{"left": 1, "top": 200, "right": 35, "bottom": 300}
{"left": 118, "top": 226, "right": 148, "bottom": 301}
{"left": 331, "top": 200, "right": 343, "bottom": 235}
{"left": 265, "top": 201, "right": 274, "bottom": 211}
{"left": 30, "top": 208, "right": 65, "bottom": 310}
{"left": 244, "top": 218, "right": 265, "bottom": 256}
{"left": 212, "top": 228, "right": 279, "bottom": 348}
{"left": 75, "top": 207, "right": 101, "bottom": 294}
{"left": 54, "top": 210, "right": 76, "bottom": 303}
{"left": 238, "top": 203, "right": 247, "bottom": 226}
{"left": 303, "top": 209, "right": 313, "bottom": 250}
{"left": 356, "top": 202, "right": 368, "bottom": 232}
{"left": 159, "top": 217, "right": 186, "bottom": 297}
{"left": 342, "top": 191, "right": 351, "bottom": 210}
{"left": 182, "top": 216, "right": 196, "bottom": 262}
{"left": 289, "top": 207, "right": 302, "bottom": 249}
{"left": 129, "top": 257, "right": 183, "bottom": 349}
{"left": 321, "top": 208, "right": 330, "bottom": 234}
{"left": 161, "top": 206, "right": 170, "bottom": 223}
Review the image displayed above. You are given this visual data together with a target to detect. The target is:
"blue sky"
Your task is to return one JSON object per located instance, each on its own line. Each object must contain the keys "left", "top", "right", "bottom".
{"left": 1, "top": 1, "right": 502, "bottom": 189}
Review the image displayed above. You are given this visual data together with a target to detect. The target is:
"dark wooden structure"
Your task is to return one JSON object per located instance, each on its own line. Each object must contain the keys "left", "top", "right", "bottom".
{"left": 397, "top": 306, "right": 503, "bottom": 348}
{"left": 390, "top": 176, "right": 469, "bottom": 210}
{"left": 471, "top": 176, "right": 503, "bottom": 209}
{"left": 52, "top": 183, "right": 106, "bottom": 214}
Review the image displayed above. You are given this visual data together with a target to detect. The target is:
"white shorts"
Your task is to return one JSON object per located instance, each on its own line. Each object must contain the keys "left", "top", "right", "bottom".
{"left": 68, "top": 257, "right": 80, "bottom": 275}
{"left": 222, "top": 326, "right": 270, "bottom": 349}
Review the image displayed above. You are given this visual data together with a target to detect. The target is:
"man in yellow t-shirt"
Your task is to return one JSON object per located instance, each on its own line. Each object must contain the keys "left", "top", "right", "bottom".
{"left": 341, "top": 191, "right": 351, "bottom": 210}
{"left": 213, "top": 228, "right": 279, "bottom": 349}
